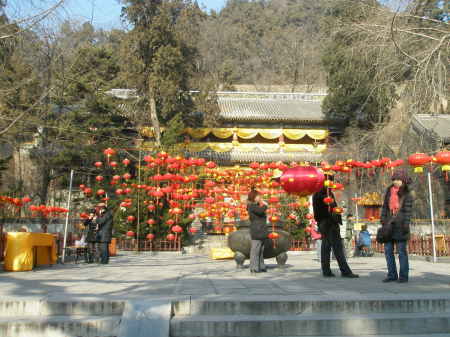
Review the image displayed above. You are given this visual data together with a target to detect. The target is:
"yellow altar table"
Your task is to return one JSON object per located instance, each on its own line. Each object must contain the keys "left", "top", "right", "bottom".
{"left": 4, "top": 233, "right": 57, "bottom": 271}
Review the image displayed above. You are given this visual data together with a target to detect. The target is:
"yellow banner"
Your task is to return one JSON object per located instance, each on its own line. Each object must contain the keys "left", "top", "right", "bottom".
{"left": 257, "top": 144, "right": 280, "bottom": 152}
{"left": 236, "top": 129, "right": 259, "bottom": 139}
{"left": 259, "top": 129, "right": 283, "bottom": 139}
{"left": 212, "top": 128, "right": 234, "bottom": 139}
{"left": 209, "top": 143, "right": 234, "bottom": 152}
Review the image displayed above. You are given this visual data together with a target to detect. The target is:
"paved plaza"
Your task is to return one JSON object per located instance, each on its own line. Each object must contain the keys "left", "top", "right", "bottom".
{"left": 1, "top": 251, "right": 450, "bottom": 301}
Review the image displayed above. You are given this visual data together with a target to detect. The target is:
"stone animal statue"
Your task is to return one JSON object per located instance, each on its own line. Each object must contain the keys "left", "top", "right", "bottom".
{"left": 228, "top": 223, "right": 292, "bottom": 268}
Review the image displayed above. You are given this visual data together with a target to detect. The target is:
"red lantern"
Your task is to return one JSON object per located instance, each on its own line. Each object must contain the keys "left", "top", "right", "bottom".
{"left": 95, "top": 175, "right": 104, "bottom": 182}
{"left": 94, "top": 161, "right": 103, "bottom": 168}
{"left": 268, "top": 232, "right": 279, "bottom": 239}
{"left": 435, "top": 150, "right": 450, "bottom": 181}
{"left": 167, "top": 233, "right": 176, "bottom": 241}
{"left": 22, "top": 197, "right": 32, "bottom": 203}
{"left": 172, "top": 225, "right": 183, "bottom": 233}
{"left": 333, "top": 207, "right": 344, "bottom": 214}
{"left": 288, "top": 213, "right": 297, "bottom": 220}
{"left": 305, "top": 213, "right": 314, "bottom": 220}
{"left": 83, "top": 188, "right": 92, "bottom": 195}
{"left": 96, "top": 189, "right": 105, "bottom": 196}
{"left": 269, "top": 215, "right": 279, "bottom": 223}
{"left": 188, "top": 227, "right": 198, "bottom": 234}
{"left": 249, "top": 162, "right": 260, "bottom": 169}
{"left": 280, "top": 166, "right": 325, "bottom": 197}
{"left": 323, "top": 197, "right": 334, "bottom": 205}
{"left": 206, "top": 161, "right": 216, "bottom": 169}
{"left": 408, "top": 153, "right": 431, "bottom": 173}
{"left": 166, "top": 219, "right": 175, "bottom": 226}
{"left": 110, "top": 161, "right": 118, "bottom": 168}
{"left": 122, "top": 158, "right": 131, "bottom": 166}
{"left": 127, "top": 215, "right": 136, "bottom": 222}
{"left": 103, "top": 148, "right": 116, "bottom": 157}
{"left": 188, "top": 213, "right": 196, "bottom": 220}
{"left": 146, "top": 233, "right": 155, "bottom": 240}
{"left": 123, "top": 173, "right": 132, "bottom": 180}
{"left": 147, "top": 219, "right": 156, "bottom": 226}
{"left": 79, "top": 184, "right": 86, "bottom": 190}
{"left": 126, "top": 231, "right": 135, "bottom": 237}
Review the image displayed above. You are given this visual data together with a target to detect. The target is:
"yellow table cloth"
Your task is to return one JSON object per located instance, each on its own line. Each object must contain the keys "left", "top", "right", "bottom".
{"left": 4, "top": 233, "right": 57, "bottom": 271}
{"left": 210, "top": 247, "right": 235, "bottom": 260}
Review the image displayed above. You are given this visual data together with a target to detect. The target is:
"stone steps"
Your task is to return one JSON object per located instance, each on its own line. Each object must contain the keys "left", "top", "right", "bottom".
{"left": 0, "top": 300, "right": 124, "bottom": 337}
{"left": 173, "top": 298, "right": 450, "bottom": 316}
{"left": 170, "top": 298, "right": 450, "bottom": 337}
{"left": 170, "top": 312, "right": 450, "bottom": 336}
{"left": 0, "top": 300, "right": 125, "bottom": 316}
{"left": 0, "top": 315, "right": 120, "bottom": 337}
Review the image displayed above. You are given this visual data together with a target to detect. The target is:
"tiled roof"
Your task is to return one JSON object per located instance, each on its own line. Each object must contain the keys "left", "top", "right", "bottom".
{"left": 412, "top": 114, "right": 450, "bottom": 144}
{"left": 218, "top": 97, "right": 324, "bottom": 122}
{"left": 185, "top": 150, "right": 322, "bottom": 165}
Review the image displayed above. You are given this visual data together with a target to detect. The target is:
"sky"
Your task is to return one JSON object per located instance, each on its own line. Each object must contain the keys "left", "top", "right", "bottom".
{"left": 6, "top": 0, "right": 226, "bottom": 29}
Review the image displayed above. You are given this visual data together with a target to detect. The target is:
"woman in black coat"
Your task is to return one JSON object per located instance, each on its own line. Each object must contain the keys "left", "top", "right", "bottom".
{"left": 247, "top": 190, "right": 269, "bottom": 273}
{"left": 84, "top": 209, "right": 97, "bottom": 263}
{"left": 380, "top": 169, "right": 414, "bottom": 283}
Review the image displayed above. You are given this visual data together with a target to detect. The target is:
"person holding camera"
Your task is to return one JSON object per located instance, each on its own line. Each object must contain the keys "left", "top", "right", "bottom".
{"left": 95, "top": 203, "right": 113, "bottom": 264}
{"left": 247, "top": 190, "right": 269, "bottom": 273}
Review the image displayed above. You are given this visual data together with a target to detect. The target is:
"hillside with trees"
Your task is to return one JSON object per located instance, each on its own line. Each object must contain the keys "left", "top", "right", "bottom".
{"left": 0, "top": 0, "right": 448, "bottom": 207}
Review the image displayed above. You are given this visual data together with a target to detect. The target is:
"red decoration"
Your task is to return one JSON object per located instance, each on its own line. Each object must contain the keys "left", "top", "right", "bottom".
{"left": 167, "top": 233, "right": 176, "bottom": 241}
{"left": 172, "top": 225, "right": 183, "bottom": 233}
{"left": 94, "top": 161, "right": 103, "bottom": 168}
{"left": 408, "top": 153, "right": 431, "bottom": 173}
{"left": 95, "top": 175, "right": 104, "bottom": 182}
{"left": 123, "top": 173, "right": 132, "bottom": 180}
{"left": 127, "top": 215, "right": 136, "bottom": 222}
{"left": 188, "top": 227, "right": 198, "bottom": 234}
{"left": 305, "top": 213, "right": 314, "bottom": 220}
{"left": 280, "top": 166, "right": 325, "bottom": 197}
{"left": 103, "top": 148, "right": 116, "bottom": 157}
{"left": 268, "top": 232, "right": 279, "bottom": 239}
{"left": 147, "top": 219, "right": 156, "bottom": 225}
{"left": 110, "top": 161, "right": 118, "bottom": 168}
{"left": 323, "top": 197, "right": 334, "bottom": 205}
{"left": 126, "top": 231, "right": 135, "bottom": 237}
{"left": 122, "top": 158, "right": 131, "bottom": 166}
{"left": 96, "top": 189, "right": 105, "bottom": 196}
{"left": 146, "top": 233, "right": 155, "bottom": 240}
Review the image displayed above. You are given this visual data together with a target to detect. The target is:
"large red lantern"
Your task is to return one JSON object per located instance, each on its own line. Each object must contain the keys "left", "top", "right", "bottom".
{"left": 126, "top": 231, "right": 135, "bottom": 238}
{"left": 147, "top": 219, "right": 156, "bottom": 226}
{"left": 95, "top": 175, "right": 104, "bottom": 182}
{"left": 280, "top": 166, "right": 325, "bottom": 197}
{"left": 94, "top": 161, "right": 103, "bottom": 168}
{"left": 127, "top": 215, "right": 136, "bottom": 223}
{"left": 408, "top": 153, "right": 431, "bottom": 173}
{"left": 167, "top": 233, "right": 176, "bottom": 241}
{"left": 146, "top": 233, "right": 155, "bottom": 240}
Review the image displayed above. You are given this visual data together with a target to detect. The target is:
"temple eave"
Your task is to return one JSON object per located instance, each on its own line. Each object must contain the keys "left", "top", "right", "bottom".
{"left": 185, "top": 150, "right": 323, "bottom": 164}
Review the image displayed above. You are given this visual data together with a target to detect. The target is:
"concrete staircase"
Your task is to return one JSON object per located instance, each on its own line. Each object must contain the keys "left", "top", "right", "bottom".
{"left": 0, "top": 300, "right": 124, "bottom": 337}
{"left": 170, "top": 297, "right": 450, "bottom": 337}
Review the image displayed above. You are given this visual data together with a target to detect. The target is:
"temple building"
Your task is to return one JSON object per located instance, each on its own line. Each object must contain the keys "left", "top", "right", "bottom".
{"left": 111, "top": 90, "right": 344, "bottom": 165}
{"left": 183, "top": 92, "right": 342, "bottom": 165}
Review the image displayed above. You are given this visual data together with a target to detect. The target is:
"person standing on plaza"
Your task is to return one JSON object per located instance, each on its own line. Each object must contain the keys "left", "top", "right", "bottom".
{"left": 247, "top": 189, "right": 269, "bottom": 273}
{"left": 306, "top": 222, "right": 322, "bottom": 261}
{"left": 84, "top": 209, "right": 98, "bottom": 263}
{"left": 313, "top": 175, "right": 359, "bottom": 278}
{"left": 381, "top": 169, "right": 413, "bottom": 283}
{"left": 95, "top": 203, "right": 113, "bottom": 264}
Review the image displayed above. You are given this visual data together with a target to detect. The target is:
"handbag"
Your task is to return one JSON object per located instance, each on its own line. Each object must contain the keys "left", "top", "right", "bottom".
{"left": 376, "top": 221, "right": 392, "bottom": 244}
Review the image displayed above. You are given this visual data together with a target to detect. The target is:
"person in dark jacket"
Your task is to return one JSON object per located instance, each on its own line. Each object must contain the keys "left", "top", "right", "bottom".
{"left": 247, "top": 189, "right": 269, "bottom": 273}
{"left": 84, "top": 209, "right": 98, "bottom": 263}
{"left": 313, "top": 175, "right": 359, "bottom": 278}
{"left": 95, "top": 203, "right": 113, "bottom": 264}
{"left": 381, "top": 169, "right": 413, "bottom": 283}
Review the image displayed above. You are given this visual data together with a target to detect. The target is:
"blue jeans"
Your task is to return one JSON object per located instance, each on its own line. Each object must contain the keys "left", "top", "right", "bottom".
{"left": 384, "top": 241, "right": 409, "bottom": 280}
